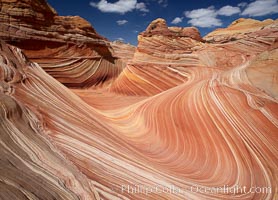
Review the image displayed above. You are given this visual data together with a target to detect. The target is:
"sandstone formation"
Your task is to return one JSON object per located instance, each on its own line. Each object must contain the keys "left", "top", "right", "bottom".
{"left": 0, "top": 41, "right": 99, "bottom": 200}
{"left": 0, "top": 1, "right": 277, "bottom": 200}
{"left": 0, "top": 0, "right": 129, "bottom": 87}
{"left": 110, "top": 41, "right": 136, "bottom": 63}
{"left": 110, "top": 19, "right": 205, "bottom": 95}
{"left": 204, "top": 18, "right": 277, "bottom": 43}
{"left": 110, "top": 18, "right": 278, "bottom": 97}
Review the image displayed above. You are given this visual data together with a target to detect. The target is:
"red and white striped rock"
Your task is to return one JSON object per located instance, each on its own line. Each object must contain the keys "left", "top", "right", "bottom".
{"left": 0, "top": 0, "right": 130, "bottom": 88}
{"left": 0, "top": 2, "right": 277, "bottom": 200}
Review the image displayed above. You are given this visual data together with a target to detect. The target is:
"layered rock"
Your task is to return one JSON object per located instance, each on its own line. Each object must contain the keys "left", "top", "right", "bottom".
{"left": 142, "top": 18, "right": 202, "bottom": 41}
{"left": 1, "top": 36, "right": 277, "bottom": 199}
{"left": 0, "top": 0, "right": 128, "bottom": 87}
{"left": 204, "top": 18, "right": 277, "bottom": 43}
{"left": 0, "top": 2, "right": 277, "bottom": 199}
{"left": 110, "top": 41, "right": 136, "bottom": 63}
{"left": 110, "top": 18, "right": 278, "bottom": 96}
{"left": 245, "top": 48, "right": 278, "bottom": 99}
{"left": 110, "top": 18, "right": 205, "bottom": 95}
{"left": 0, "top": 41, "right": 99, "bottom": 200}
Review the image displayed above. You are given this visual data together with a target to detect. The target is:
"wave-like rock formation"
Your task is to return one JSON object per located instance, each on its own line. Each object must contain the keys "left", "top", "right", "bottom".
{"left": 1, "top": 36, "right": 278, "bottom": 199}
{"left": 110, "top": 18, "right": 278, "bottom": 97}
{"left": 110, "top": 19, "right": 204, "bottom": 95}
{"left": 0, "top": 41, "right": 99, "bottom": 199}
{"left": 110, "top": 41, "right": 136, "bottom": 63}
{"left": 204, "top": 18, "right": 276, "bottom": 43}
{"left": 0, "top": 0, "right": 130, "bottom": 87}
{"left": 1, "top": 14, "right": 278, "bottom": 200}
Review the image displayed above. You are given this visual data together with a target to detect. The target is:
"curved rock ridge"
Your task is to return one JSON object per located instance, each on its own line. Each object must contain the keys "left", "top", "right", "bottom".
{"left": 1, "top": 38, "right": 278, "bottom": 200}
{"left": 110, "top": 41, "right": 136, "bottom": 63}
{"left": 0, "top": 0, "right": 130, "bottom": 87}
{"left": 204, "top": 18, "right": 277, "bottom": 43}
{"left": 110, "top": 18, "right": 278, "bottom": 96}
{"left": 0, "top": 0, "right": 104, "bottom": 45}
{"left": 142, "top": 18, "right": 202, "bottom": 41}
{"left": 0, "top": 41, "right": 99, "bottom": 200}
{"left": 110, "top": 19, "right": 205, "bottom": 96}
{"left": 0, "top": 1, "right": 278, "bottom": 199}
{"left": 245, "top": 48, "right": 278, "bottom": 99}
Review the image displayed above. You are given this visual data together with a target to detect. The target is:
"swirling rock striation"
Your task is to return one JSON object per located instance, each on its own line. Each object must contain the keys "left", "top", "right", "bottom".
{"left": 110, "top": 41, "right": 136, "bottom": 63}
{"left": 110, "top": 19, "right": 206, "bottom": 95}
{"left": 204, "top": 18, "right": 277, "bottom": 43}
{"left": 0, "top": 3, "right": 277, "bottom": 200}
{"left": 0, "top": 0, "right": 128, "bottom": 87}
{"left": 110, "top": 18, "right": 278, "bottom": 96}
{"left": 0, "top": 41, "right": 100, "bottom": 200}
{"left": 1, "top": 35, "right": 277, "bottom": 199}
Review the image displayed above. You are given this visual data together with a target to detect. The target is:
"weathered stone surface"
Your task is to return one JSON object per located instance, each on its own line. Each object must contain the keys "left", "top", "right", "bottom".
{"left": 204, "top": 18, "right": 277, "bottom": 43}
{"left": 0, "top": 0, "right": 130, "bottom": 88}
{"left": 245, "top": 48, "right": 278, "bottom": 99}
{"left": 0, "top": 41, "right": 99, "bottom": 200}
{"left": 0, "top": 2, "right": 277, "bottom": 199}
{"left": 1, "top": 36, "right": 277, "bottom": 199}
{"left": 110, "top": 41, "right": 136, "bottom": 62}
{"left": 111, "top": 18, "right": 278, "bottom": 96}
{"left": 142, "top": 18, "right": 202, "bottom": 41}
{"left": 0, "top": 0, "right": 104, "bottom": 44}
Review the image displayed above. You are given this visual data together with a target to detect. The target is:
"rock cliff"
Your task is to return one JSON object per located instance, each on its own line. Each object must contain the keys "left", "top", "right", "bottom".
{"left": 0, "top": 0, "right": 128, "bottom": 87}
{"left": 0, "top": 1, "right": 277, "bottom": 200}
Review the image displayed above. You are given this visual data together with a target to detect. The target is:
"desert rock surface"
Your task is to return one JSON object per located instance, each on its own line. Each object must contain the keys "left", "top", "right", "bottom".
{"left": 0, "top": 1, "right": 277, "bottom": 200}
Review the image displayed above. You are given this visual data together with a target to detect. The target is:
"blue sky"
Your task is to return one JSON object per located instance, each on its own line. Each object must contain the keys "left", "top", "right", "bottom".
{"left": 48, "top": 0, "right": 278, "bottom": 45}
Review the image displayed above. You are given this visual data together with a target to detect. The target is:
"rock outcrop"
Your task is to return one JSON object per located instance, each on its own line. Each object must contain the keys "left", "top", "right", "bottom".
{"left": 1, "top": 33, "right": 278, "bottom": 198}
{"left": 110, "top": 18, "right": 278, "bottom": 97}
{"left": 0, "top": 1, "right": 277, "bottom": 199}
{"left": 204, "top": 18, "right": 277, "bottom": 43}
{"left": 0, "top": 0, "right": 104, "bottom": 43}
{"left": 142, "top": 18, "right": 202, "bottom": 41}
{"left": 110, "top": 18, "right": 205, "bottom": 95}
{"left": 110, "top": 41, "right": 136, "bottom": 63}
{"left": 0, "top": 41, "right": 99, "bottom": 199}
{"left": 0, "top": 0, "right": 128, "bottom": 87}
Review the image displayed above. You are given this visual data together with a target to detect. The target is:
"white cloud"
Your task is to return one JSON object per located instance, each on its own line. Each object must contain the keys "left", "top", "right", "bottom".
{"left": 185, "top": 6, "right": 222, "bottom": 28}
{"left": 135, "top": 2, "right": 149, "bottom": 12}
{"left": 171, "top": 17, "right": 183, "bottom": 24}
{"left": 187, "top": 17, "right": 222, "bottom": 28}
{"left": 90, "top": 0, "right": 149, "bottom": 14}
{"left": 185, "top": 6, "right": 216, "bottom": 19}
{"left": 115, "top": 37, "right": 125, "bottom": 42}
{"left": 117, "top": 20, "right": 128, "bottom": 25}
{"left": 157, "top": 0, "right": 168, "bottom": 7}
{"left": 238, "top": 2, "right": 248, "bottom": 7}
{"left": 185, "top": 5, "right": 242, "bottom": 28}
{"left": 242, "top": 0, "right": 278, "bottom": 16}
{"left": 218, "top": 5, "right": 241, "bottom": 16}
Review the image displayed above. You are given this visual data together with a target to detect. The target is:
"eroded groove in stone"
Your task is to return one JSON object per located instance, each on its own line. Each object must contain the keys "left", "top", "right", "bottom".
{"left": 0, "top": 2, "right": 277, "bottom": 200}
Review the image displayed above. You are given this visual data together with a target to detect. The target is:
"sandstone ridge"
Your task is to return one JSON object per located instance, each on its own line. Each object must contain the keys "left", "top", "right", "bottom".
{"left": 0, "top": 0, "right": 132, "bottom": 88}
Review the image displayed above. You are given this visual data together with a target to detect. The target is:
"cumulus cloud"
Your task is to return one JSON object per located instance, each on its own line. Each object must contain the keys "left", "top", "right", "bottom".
{"left": 90, "top": 0, "right": 149, "bottom": 14}
{"left": 157, "top": 0, "right": 168, "bottom": 7}
{"left": 171, "top": 17, "right": 183, "bottom": 24}
{"left": 238, "top": 2, "right": 248, "bottom": 7}
{"left": 185, "top": 5, "right": 242, "bottom": 28}
{"left": 241, "top": 0, "right": 278, "bottom": 16}
{"left": 115, "top": 37, "right": 125, "bottom": 42}
{"left": 135, "top": 2, "right": 149, "bottom": 12}
{"left": 185, "top": 6, "right": 222, "bottom": 28}
{"left": 117, "top": 20, "right": 128, "bottom": 25}
{"left": 218, "top": 5, "right": 241, "bottom": 16}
